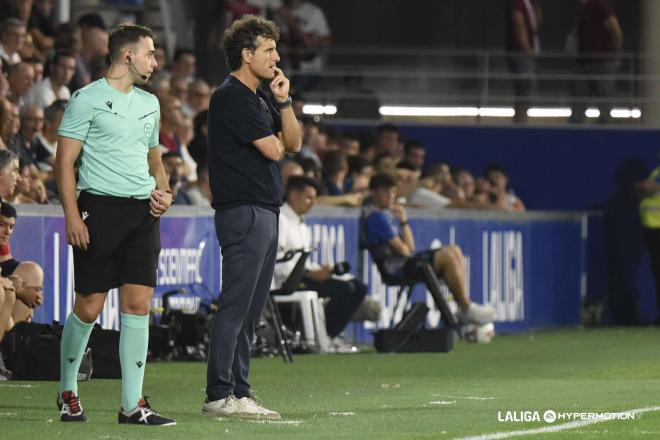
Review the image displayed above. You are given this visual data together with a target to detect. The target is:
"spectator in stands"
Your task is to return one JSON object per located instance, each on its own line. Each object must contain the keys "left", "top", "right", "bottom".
{"left": 7, "top": 61, "right": 36, "bottom": 108}
{"left": 162, "top": 151, "right": 191, "bottom": 205}
{"left": 485, "top": 163, "right": 526, "bottom": 211}
{"left": 149, "top": 73, "right": 171, "bottom": 100}
{"left": 275, "top": 176, "right": 366, "bottom": 352}
{"left": 0, "top": 150, "right": 20, "bottom": 201}
{"left": 28, "top": 0, "right": 57, "bottom": 56}
{"left": 9, "top": 161, "right": 35, "bottom": 204}
{"left": 183, "top": 79, "right": 211, "bottom": 117}
{"left": 506, "top": 0, "right": 541, "bottom": 124}
{"left": 0, "top": 18, "right": 26, "bottom": 65}
{"left": 280, "top": 0, "right": 331, "bottom": 91}
{"left": 33, "top": 99, "right": 65, "bottom": 171}
{"left": 335, "top": 75, "right": 381, "bottom": 120}
{"left": 425, "top": 161, "right": 463, "bottom": 201}
{"left": 317, "top": 151, "right": 364, "bottom": 206}
{"left": 569, "top": 0, "right": 623, "bottom": 124}
{"left": 0, "top": 202, "right": 44, "bottom": 324}
{"left": 71, "top": 13, "right": 108, "bottom": 91}
{"left": 8, "top": 104, "right": 47, "bottom": 168}
{"left": 158, "top": 94, "right": 184, "bottom": 155}
{"left": 0, "top": 96, "right": 13, "bottom": 149}
{"left": 25, "top": 50, "right": 76, "bottom": 108}
{"left": 297, "top": 115, "right": 321, "bottom": 165}
{"left": 0, "top": 57, "right": 9, "bottom": 96}
{"left": 187, "top": 109, "right": 208, "bottom": 169}
{"left": 375, "top": 123, "right": 403, "bottom": 162}
{"left": 185, "top": 163, "right": 211, "bottom": 207}
{"left": 454, "top": 168, "right": 477, "bottom": 201}
{"left": 321, "top": 150, "right": 349, "bottom": 195}
{"left": 170, "top": 76, "right": 189, "bottom": 105}
{"left": 177, "top": 115, "right": 198, "bottom": 181}
{"left": 363, "top": 173, "right": 496, "bottom": 325}
{"left": 24, "top": 55, "right": 44, "bottom": 83}
{"left": 279, "top": 158, "right": 303, "bottom": 186}
{"left": 153, "top": 45, "right": 167, "bottom": 74}
{"left": 637, "top": 166, "right": 660, "bottom": 324}
{"left": 339, "top": 132, "right": 361, "bottom": 157}
{"left": 403, "top": 140, "right": 426, "bottom": 171}
{"left": 18, "top": 30, "right": 36, "bottom": 61}
{"left": 169, "top": 48, "right": 197, "bottom": 83}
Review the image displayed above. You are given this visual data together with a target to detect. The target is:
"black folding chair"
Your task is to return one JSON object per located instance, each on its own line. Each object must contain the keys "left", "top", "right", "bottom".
{"left": 268, "top": 249, "right": 311, "bottom": 363}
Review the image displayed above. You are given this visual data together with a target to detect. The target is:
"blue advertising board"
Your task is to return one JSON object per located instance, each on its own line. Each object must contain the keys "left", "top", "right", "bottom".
{"left": 14, "top": 206, "right": 587, "bottom": 340}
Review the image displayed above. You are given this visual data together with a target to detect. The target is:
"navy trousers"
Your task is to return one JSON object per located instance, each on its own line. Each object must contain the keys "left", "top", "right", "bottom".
{"left": 206, "top": 205, "right": 278, "bottom": 400}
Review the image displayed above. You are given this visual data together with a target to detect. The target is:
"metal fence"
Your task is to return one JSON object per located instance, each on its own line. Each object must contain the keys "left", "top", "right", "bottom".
{"left": 282, "top": 46, "right": 656, "bottom": 125}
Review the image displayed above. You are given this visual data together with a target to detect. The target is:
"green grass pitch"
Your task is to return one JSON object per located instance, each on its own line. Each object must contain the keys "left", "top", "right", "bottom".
{"left": 1, "top": 327, "right": 659, "bottom": 439}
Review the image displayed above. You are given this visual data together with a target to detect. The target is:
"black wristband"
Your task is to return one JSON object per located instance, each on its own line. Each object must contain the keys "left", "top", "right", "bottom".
{"left": 275, "top": 96, "right": 292, "bottom": 109}
{"left": 400, "top": 221, "right": 409, "bottom": 226}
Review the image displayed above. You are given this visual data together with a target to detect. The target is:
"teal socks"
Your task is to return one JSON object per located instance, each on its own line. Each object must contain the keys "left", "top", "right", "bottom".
{"left": 59, "top": 313, "right": 94, "bottom": 394}
{"left": 119, "top": 313, "right": 149, "bottom": 411}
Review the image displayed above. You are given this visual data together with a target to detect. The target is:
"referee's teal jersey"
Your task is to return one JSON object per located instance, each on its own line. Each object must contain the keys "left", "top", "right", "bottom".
{"left": 59, "top": 78, "right": 161, "bottom": 199}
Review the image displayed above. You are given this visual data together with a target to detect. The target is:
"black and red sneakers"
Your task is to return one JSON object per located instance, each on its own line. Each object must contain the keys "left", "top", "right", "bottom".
{"left": 57, "top": 391, "right": 88, "bottom": 422}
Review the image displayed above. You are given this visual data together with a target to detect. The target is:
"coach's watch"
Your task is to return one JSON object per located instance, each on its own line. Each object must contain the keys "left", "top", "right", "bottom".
{"left": 275, "top": 96, "right": 292, "bottom": 110}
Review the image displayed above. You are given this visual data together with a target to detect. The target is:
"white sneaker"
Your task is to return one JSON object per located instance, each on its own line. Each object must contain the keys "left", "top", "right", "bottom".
{"left": 236, "top": 397, "right": 281, "bottom": 420}
{"left": 455, "top": 303, "right": 497, "bottom": 326}
{"left": 327, "top": 337, "right": 360, "bottom": 354}
{"left": 201, "top": 395, "right": 241, "bottom": 418}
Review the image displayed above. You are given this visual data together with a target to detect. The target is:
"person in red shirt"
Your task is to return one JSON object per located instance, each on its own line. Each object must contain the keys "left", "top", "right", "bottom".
{"left": 505, "top": 0, "right": 542, "bottom": 124}
{"left": 569, "top": 0, "right": 623, "bottom": 124}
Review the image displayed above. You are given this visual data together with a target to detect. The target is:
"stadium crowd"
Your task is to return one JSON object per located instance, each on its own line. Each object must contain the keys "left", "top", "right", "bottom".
{"left": 0, "top": 2, "right": 527, "bottom": 375}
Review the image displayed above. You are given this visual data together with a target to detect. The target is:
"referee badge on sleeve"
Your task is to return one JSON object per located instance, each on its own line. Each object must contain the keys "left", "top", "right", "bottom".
{"left": 144, "top": 122, "right": 153, "bottom": 138}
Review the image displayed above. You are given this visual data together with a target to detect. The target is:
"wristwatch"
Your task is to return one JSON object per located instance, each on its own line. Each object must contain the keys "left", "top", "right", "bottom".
{"left": 275, "top": 96, "right": 292, "bottom": 110}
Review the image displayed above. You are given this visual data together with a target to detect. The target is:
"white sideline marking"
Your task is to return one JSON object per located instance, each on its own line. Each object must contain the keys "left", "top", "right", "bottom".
{"left": 329, "top": 411, "right": 355, "bottom": 416}
{"left": 440, "top": 395, "right": 497, "bottom": 401}
{"left": 0, "top": 384, "right": 41, "bottom": 388}
{"left": 247, "top": 419, "right": 303, "bottom": 425}
{"left": 427, "top": 401, "right": 456, "bottom": 406}
{"left": 454, "top": 406, "right": 660, "bottom": 440}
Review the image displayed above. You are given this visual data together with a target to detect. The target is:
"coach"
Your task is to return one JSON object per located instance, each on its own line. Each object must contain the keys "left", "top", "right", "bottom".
{"left": 203, "top": 15, "right": 301, "bottom": 420}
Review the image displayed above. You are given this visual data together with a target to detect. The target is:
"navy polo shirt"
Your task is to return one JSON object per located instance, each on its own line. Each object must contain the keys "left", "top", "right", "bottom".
{"left": 207, "top": 75, "right": 283, "bottom": 213}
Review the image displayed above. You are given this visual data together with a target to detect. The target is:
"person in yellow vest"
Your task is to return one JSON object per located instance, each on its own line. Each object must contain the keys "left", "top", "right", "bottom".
{"left": 637, "top": 166, "right": 660, "bottom": 323}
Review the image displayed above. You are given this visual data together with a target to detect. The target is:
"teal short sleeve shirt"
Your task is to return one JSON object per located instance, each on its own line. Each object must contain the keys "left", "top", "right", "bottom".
{"left": 59, "top": 78, "right": 161, "bottom": 199}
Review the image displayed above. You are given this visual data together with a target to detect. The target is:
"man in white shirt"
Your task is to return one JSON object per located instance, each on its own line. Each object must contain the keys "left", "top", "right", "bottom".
{"left": 274, "top": 176, "right": 367, "bottom": 351}
{"left": 0, "top": 19, "right": 26, "bottom": 66}
{"left": 25, "top": 50, "right": 76, "bottom": 109}
{"left": 33, "top": 100, "right": 66, "bottom": 171}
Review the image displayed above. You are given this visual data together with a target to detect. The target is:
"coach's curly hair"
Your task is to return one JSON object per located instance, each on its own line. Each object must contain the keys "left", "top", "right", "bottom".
{"left": 222, "top": 15, "right": 280, "bottom": 71}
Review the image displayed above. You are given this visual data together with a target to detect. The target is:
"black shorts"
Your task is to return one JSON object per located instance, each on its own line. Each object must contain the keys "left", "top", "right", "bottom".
{"left": 73, "top": 191, "right": 160, "bottom": 294}
{"left": 0, "top": 258, "right": 20, "bottom": 276}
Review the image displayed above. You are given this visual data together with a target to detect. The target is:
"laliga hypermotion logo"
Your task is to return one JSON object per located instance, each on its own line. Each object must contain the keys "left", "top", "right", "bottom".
{"left": 498, "top": 409, "right": 635, "bottom": 423}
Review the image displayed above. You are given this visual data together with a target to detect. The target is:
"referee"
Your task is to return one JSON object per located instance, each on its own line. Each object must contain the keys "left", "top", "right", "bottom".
{"left": 55, "top": 24, "right": 175, "bottom": 426}
{"left": 203, "top": 16, "right": 301, "bottom": 420}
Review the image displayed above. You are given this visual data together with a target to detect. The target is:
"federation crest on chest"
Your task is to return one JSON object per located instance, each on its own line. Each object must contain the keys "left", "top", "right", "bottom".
{"left": 144, "top": 122, "right": 153, "bottom": 138}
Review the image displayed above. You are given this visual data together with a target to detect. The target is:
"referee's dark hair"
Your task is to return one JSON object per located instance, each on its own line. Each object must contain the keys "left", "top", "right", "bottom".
{"left": 0, "top": 202, "right": 16, "bottom": 219}
{"left": 108, "top": 23, "right": 155, "bottom": 63}
{"left": 222, "top": 15, "right": 280, "bottom": 72}
{"left": 285, "top": 175, "right": 319, "bottom": 200}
